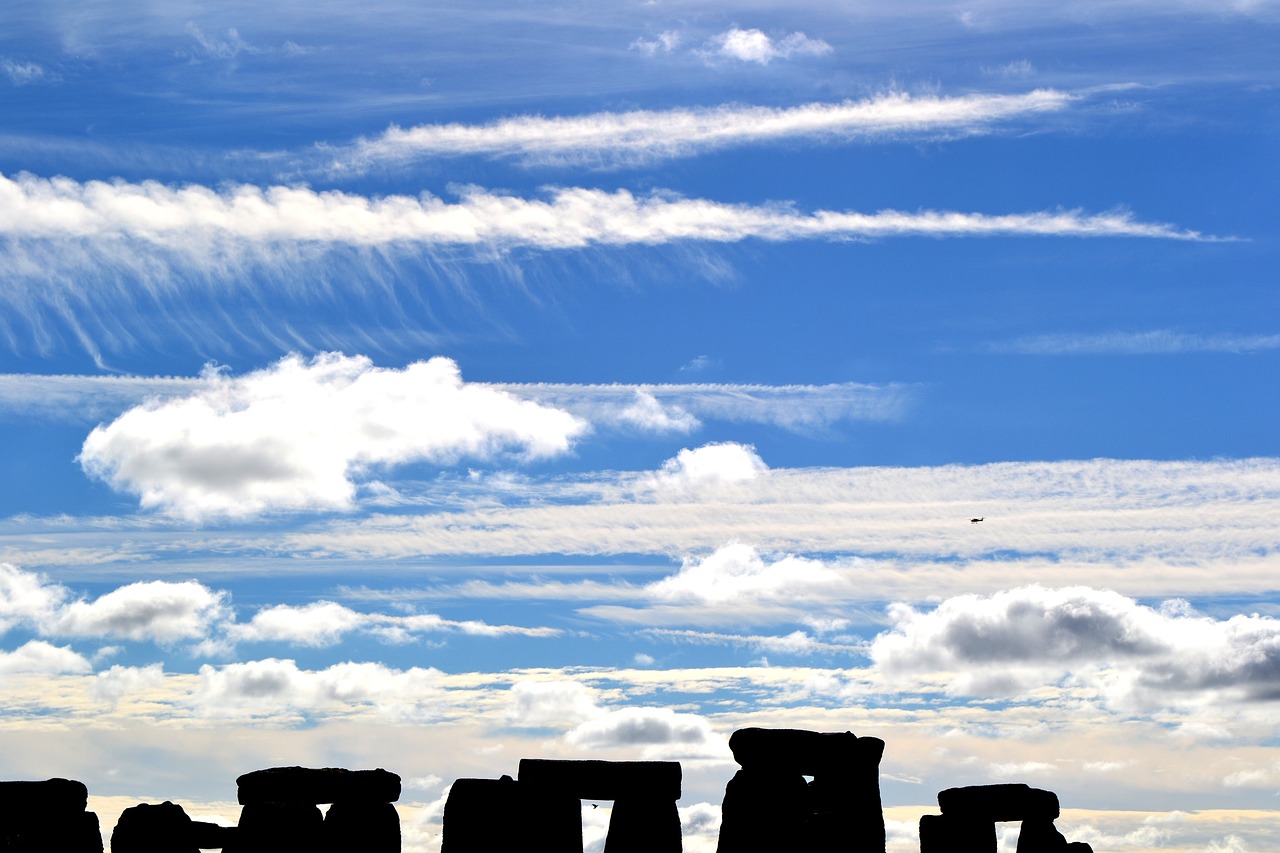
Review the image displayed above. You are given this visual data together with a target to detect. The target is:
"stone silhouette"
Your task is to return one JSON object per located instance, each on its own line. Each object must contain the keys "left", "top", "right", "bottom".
{"left": 716, "top": 727, "right": 886, "bottom": 853}
{"left": 0, "top": 778, "right": 102, "bottom": 852}
{"left": 919, "top": 783, "right": 1094, "bottom": 853}
{"left": 443, "top": 759, "right": 682, "bottom": 853}
{"left": 228, "top": 766, "right": 401, "bottom": 853}
{"left": 111, "top": 800, "right": 198, "bottom": 853}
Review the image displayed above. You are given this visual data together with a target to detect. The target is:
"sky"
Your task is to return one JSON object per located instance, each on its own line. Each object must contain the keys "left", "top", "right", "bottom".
{"left": 0, "top": 1, "right": 1278, "bottom": 850}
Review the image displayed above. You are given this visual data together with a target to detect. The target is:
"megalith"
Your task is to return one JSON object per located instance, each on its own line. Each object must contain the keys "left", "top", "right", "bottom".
{"left": 716, "top": 728, "right": 886, "bottom": 853}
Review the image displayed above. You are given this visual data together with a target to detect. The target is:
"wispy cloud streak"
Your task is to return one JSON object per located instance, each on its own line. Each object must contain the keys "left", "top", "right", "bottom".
{"left": 0, "top": 172, "right": 1212, "bottom": 251}
{"left": 345, "top": 90, "right": 1074, "bottom": 168}
{"left": 989, "top": 329, "right": 1280, "bottom": 355}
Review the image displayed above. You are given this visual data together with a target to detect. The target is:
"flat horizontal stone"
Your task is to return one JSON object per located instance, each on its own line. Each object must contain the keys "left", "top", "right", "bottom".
{"left": 518, "top": 759, "right": 681, "bottom": 801}
{"left": 236, "top": 767, "right": 401, "bottom": 805}
{"left": 0, "top": 778, "right": 88, "bottom": 815}
{"left": 937, "top": 784, "right": 1059, "bottom": 822}
{"left": 728, "top": 728, "right": 884, "bottom": 774}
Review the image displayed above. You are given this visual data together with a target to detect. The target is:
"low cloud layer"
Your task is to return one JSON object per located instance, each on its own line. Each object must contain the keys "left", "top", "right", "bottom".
{"left": 872, "top": 585, "right": 1280, "bottom": 705}
{"left": 78, "top": 353, "right": 587, "bottom": 518}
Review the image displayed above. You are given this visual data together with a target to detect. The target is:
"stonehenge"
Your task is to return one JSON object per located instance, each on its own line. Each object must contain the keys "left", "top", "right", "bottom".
{"left": 0, "top": 778, "right": 102, "bottom": 853}
{"left": 715, "top": 727, "right": 887, "bottom": 853}
{"left": 2, "top": 733, "right": 1108, "bottom": 853}
{"left": 443, "top": 759, "right": 683, "bottom": 853}
{"left": 919, "top": 783, "right": 1094, "bottom": 853}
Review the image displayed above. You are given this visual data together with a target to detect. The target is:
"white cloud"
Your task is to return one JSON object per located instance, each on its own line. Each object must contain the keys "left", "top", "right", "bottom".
{"left": 344, "top": 90, "right": 1074, "bottom": 168}
{"left": 648, "top": 443, "right": 768, "bottom": 492}
{"left": 507, "top": 679, "right": 602, "bottom": 727}
{"left": 870, "top": 585, "right": 1280, "bottom": 705}
{"left": 630, "top": 30, "right": 681, "bottom": 56}
{"left": 0, "top": 374, "right": 912, "bottom": 432}
{"left": 497, "top": 380, "right": 914, "bottom": 433}
{"left": 78, "top": 353, "right": 587, "bottom": 519}
{"left": 229, "top": 601, "right": 366, "bottom": 647}
{"left": 989, "top": 329, "right": 1280, "bottom": 355}
{"left": 0, "top": 562, "right": 65, "bottom": 633}
{"left": 647, "top": 542, "right": 839, "bottom": 604}
{"left": 642, "top": 627, "right": 866, "bottom": 657}
{"left": 2, "top": 59, "right": 51, "bottom": 86}
{"left": 0, "top": 172, "right": 1213, "bottom": 252}
{"left": 565, "top": 706, "right": 729, "bottom": 759}
{"left": 49, "top": 579, "right": 228, "bottom": 644}
{"left": 0, "top": 640, "right": 92, "bottom": 675}
{"left": 91, "top": 663, "right": 166, "bottom": 704}
{"left": 701, "top": 28, "right": 832, "bottom": 65}
{"left": 191, "top": 658, "right": 445, "bottom": 720}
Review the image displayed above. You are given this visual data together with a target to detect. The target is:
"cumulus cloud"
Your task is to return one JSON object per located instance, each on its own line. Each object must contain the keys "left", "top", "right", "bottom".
{"left": 191, "top": 658, "right": 444, "bottom": 720}
{"left": 565, "top": 706, "right": 729, "bottom": 759}
{"left": 508, "top": 680, "right": 603, "bottom": 727}
{"left": 0, "top": 640, "right": 92, "bottom": 675}
{"left": 228, "top": 601, "right": 561, "bottom": 647}
{"left": 701, "top": 28, "right": 832, "bottom": 65}
{"left": 1, "top": 563, "right": 226, "bottom": 647}
{"left": 78, "top": 353, "right": 587, "bottom": 519}
{"left": 630, "top": 30, "right": 681, "bottom": 56}
{"left": 871, "top": 585, "right": 1280, "bottom": 704}
{"left": 647, "top": 443, "right": 768, "bottom": 493}
{"left": 345, "top": 90, "right": 1073, "bottom": 168}
{"left": 647, "top": 543, "right": 839, "bottom": 604}
{"left": 0, "top": 562, "right": 65, "bottom": 632}
{"left": 48, "top": 579, "right": 229, "bottom": 643}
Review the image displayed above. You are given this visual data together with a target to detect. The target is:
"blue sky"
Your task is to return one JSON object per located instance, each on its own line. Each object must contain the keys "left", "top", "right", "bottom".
{"left": 1, "top": 1, "right": 1278, "bottom": 850}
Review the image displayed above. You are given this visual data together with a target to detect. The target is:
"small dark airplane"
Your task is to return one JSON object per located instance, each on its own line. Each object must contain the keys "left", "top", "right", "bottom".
{"left": 969, "top": 517, "right": 984, "bottom": 523}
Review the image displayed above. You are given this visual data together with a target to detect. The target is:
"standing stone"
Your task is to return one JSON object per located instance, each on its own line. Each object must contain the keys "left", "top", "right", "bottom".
{"left": 0, "top": 779, "right": 100, "bottom": 853}
{"left": 228, "top": 802, "right": 323, "bottom": 853}
{"left": 323, "top": 800, "right": 400, "bottom": 853}
{"left": 1016, "top": 817, "right": 1068, "bottom": 853}
{"left": 917, "top": 813, "right": 996, "bottom": 853}
{"left": 110, "top": 801, "right": 197, "bottom": 853}
{"left": 716, "top": 766, "right": 809, "bottom": 853}
{"left": 442, "top": 777, "right": 524, "bottom": 853}
{"left": 603, "top": 797, "right": 682, "bottom": 853}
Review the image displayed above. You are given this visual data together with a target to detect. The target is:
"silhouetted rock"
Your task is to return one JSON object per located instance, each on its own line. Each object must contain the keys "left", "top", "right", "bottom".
{"left": 110, "top": 801, "right": 196, "bottom": 853}
{"left": 236, "top": 767, "right": 401, "bottom": 805}
{"left": 918, "top": 813, "right": 997, "bottom": 853}
{"left": 1016, "top": 817, "right": 1068, "bottom": 852}
{"left": 323, "top": 800, "right": 400, "bottom": 852}
{"left": 938, "top": 783, "right": 1060, "bottom": 822}
{"left": 190, "top": 821, "right": 236, "bottom": 849}
{"left": 602, "top": 796, "right": 682, "bottom": 853}
{"left": 716, "top": 767, "right": 808, "bottom": 853}
{"left": 442, "top": 777, "right": 524, "bottom": 853}
{"left": 717, "top": 728, "right": 886, "bottom": 853}
{"left": 0, "top": 779, "right": 100, "bottom": 852}
{"left": 517, "top": 759, "right": 681, "bottom": 801}
{"left": 1065, "top": 843, "right": 1094, "bottom": 852}
{"left": 227, "top": 802, "right": 323, "bottom": 853}
{"left": 0, "top": 778, "right": 89, "bottom": 815}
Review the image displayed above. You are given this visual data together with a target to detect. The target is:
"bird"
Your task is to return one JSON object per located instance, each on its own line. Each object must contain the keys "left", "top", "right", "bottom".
{"left": 969, "top": 517, "right": 984, "bottom": 523}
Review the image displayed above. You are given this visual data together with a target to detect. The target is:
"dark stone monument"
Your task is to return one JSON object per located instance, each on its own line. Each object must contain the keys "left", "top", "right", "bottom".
{"left": 110, "top": 801, "right": 197, "bottom": 853}
{"left": 518, "top": 759, "right": 682, "bottom": 853}
{"left": 716, "top": 728, "right": 886, "bottom": 853}
{"left": 443, "top": 760, "right": 683, "bottom": 853}
{"left": 231, "top": 766, "right": 401, "bottom": 853}
{"left": 0, "top": 778, "right": 102, "bottom": 853}
{"left": 441, "top": 777, "right": 525, "bottom": 853}
{"left": 920, "top": 784, "right": 1093, "bottom": 853}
